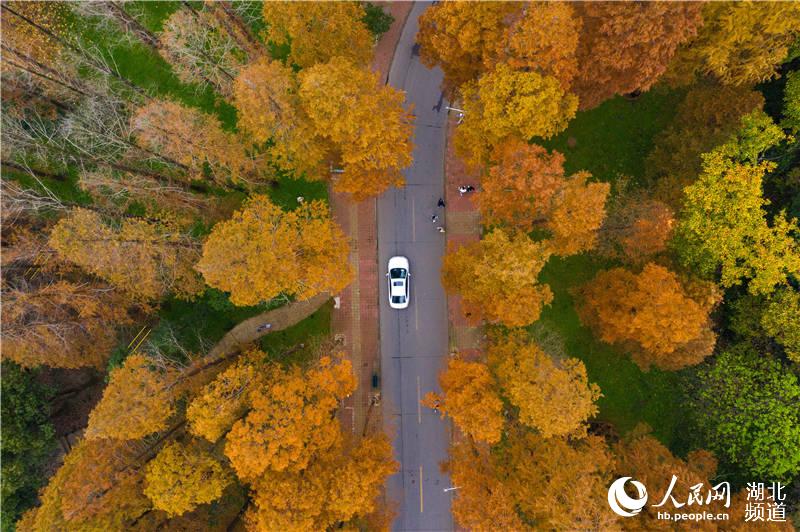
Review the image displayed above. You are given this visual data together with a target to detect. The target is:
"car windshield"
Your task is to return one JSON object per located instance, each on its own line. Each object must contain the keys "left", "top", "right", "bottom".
{"left": 390, "top": 268, "right": 407, "bottom": 279}
{"left": 391, "top": 296, "right": 406, "bottom": 304}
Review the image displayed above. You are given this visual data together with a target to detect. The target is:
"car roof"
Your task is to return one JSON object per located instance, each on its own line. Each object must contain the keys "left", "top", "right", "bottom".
{"left": 388, "top": 256, "right": 409, "bottom": 270}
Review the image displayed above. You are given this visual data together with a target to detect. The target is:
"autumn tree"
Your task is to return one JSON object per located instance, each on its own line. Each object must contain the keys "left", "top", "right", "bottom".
{"left": 262, "top": 1, "right": 372, "bottom": 68}
{"left": 489, "top": 334, "right": 600, "bottom": 438}
{"left": 666, "top": 2, "right": 800, "bottom": 87}
{"left": 691, "top": 344, "right": 800, "bottom": 482}
{"left": 443, "top": 441, "right": 525, "bottom": 532}
{"left": 614, "top": 425, "right": 723, "bottom": 530}
{"left": 85, "top": 353, "right": 178, "bottom": 441}
{"left": 144, "top": 441, "right": 232, "bottom": 517}
{"left": 417, "top": 2, "right": 518, "bottom": 92}
{"left": 196, "top": 195, "right": 352, "bottom": 306}
{"left": 159, "top": 6, "right": 249, "bottom": 96}
{"left": 598, "top": 196, "right": 675, "bottom": 264}
{"left": 224, "top": 356, "right": 354, "bottom": 481}
{"left": 493, "top": 2, "right": 581, "bottom": 91}
{"left": 298, "top": 57, "right": 414, "bottom": 199}
{"left": 245, "top": 435, "right": 396, "bottom": 531}
{"left": 500, "top": 431, "right": 618, "bottom": 530}
{"left": 575, "top": 263, "right": 719, "bottom": 371}
{"left": 49, "top": 208, "right": 203, "bottom": 301}
{"left": 571, "top": 1, "right": 702, "bottom": 110}
{"left": 477, "top": 140, "right": 609, "bottom": 254}
{"left": 2, "top": 279, "right": 132, "bottom": 369}
{"left": 131, "top": 99, "right": 262, "bottom": 185}
{"left": 233, "top": 57, "right": 329, "bottom": 178}
{"left": 783, "top": 70, "right": 800, "bottom": 134}
{"left": 674, "top": 149, "right": 800, "bottom": 295}
{"left": 18, "top": 437, "right": 152, "bottom": 530}
{"left": 455, "top": 63, "right": 577, "bottom": 167}
{"left": 646, "top": 84, "right": 765, "bottom": 207}
{"left": 187, "top": 357, "right": 260, "bottom": 442}
{"left": 761, "top": 288, "right": 800, "bottom": 364}
{"left": 441, "top": 229, "right": 553, "bottom": 327}
{"left": 422, "top": 358, "right": 504, "bottom": 444}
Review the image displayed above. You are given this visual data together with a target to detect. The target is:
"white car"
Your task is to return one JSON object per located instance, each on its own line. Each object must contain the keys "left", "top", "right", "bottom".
{"left": 387, "top": 256, "right": 410, "bottom": 309}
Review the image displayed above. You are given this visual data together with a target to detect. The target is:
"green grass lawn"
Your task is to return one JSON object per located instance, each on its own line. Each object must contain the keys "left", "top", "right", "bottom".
{"left": 532, "top": 85, "right": 695, "bottom": 455}
{"left": 540, "top": 85, "right": 687, "bottom": 185}
{"left": 260, "top": 301, "right": 333, "bottom": 367}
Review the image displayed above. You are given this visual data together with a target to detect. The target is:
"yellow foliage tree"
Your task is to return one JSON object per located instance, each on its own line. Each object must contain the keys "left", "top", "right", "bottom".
{"left": 245, "top": 435, "right": 397, "bottom": 531}
{"left": 48, "top": 209, "right": 203, "bottom": 301}
{"left": 224, "top": 356, "right": 355, "bottom": 481}
{"left": 298, "top": 57, "right": 414, "bottom": 200}
{"left": 196, "top": 195, "right": 352, "bottom": 306}
{"left": 441, "top": 229, "right": 553, "bottom": 327}
{"left": 667, "top": 2, "right": 800, "bottom": 86}
{"left": 233, "top": 57, "right": 329, "bottom": 178}
{"left": 598, "top": 197, "right": 675, "bottom": 264}
{"left": 144, "top": 441, "right": 232, "bottom": 517}
{"left": 546, "top": 172, "right": 610, "bottom": 256}
{"left": 489, "top": 335, "right": 600, "bottom": 438}
{"left": 131, "top": 99, "right": 261, "bottom": 185}
{"left": 85, "top": 353, "right": 177, "bottom": 440}
{"left": 455, "top": 63, "right": 577, "bottom": 167}
{"left": 575, "top": 263, "right": 720, "bottom": 371}
{"left": 186, "top": 358, "right": 260, "bottom": 442}
{"left": 443, "top": 441, "right": 525, "bottom": 532}
{"left": 262, "top": 2, "right": 372, "bottom": 68}
{"left": 422, "top": 358, "right": 504, "bottom": 444}
{"left": 501, "top": 431, "right": 618, "bottom": 530}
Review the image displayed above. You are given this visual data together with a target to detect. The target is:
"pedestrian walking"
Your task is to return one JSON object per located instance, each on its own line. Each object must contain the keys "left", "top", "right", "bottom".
{"left": 431, "top": 214, "right": 439, "bottom": 223}
{"left": 257, "top": 323, "right": 272, "bottom": 333}
{"left": 437, "top": 197, "right": 446, "bottom": 208}
{"left": 458, "top": 185, "right": 468, "bottom": 196}
{"left": 465, "top": 185, "right": 476, "bottom": 193}
{"left": 436, "top": 226, "right": 446, "bottom": 233}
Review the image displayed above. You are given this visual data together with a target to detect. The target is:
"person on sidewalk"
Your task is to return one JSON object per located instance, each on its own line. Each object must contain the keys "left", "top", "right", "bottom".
{"left": 431, "top": 214, "right": 439, "bottom": 223}
{"left": 437, "top": 197, "right": 446, "bottom": 208}
{"left": 436, "top": 226, "right": 446, "bottom": 233}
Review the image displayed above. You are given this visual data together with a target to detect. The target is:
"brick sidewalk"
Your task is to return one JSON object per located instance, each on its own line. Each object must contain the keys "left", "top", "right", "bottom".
{"left": 443, "top": 114, "right": 484, "bottom": 361}
{"left": 332, "top": 2, "right": 413, "bottom": 437}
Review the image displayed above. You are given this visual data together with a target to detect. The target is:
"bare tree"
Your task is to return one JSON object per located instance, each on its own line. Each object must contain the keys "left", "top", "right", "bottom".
{"left": 71, "top": 1, "right": 159, "bottom": 51}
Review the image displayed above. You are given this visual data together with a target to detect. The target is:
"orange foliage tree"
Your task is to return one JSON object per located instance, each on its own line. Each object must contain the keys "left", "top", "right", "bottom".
{"left": 441, "top": 229, "right": 553, "bottom": 327}
{"left": 2, "top": 280, "right": 132, "bottom": 369}
{"left": 224, "top": 356, "right": 355, "bottom": 481}
{"left": 477, "top": 140, "right": 610, "bottom": 255}
{"left": 501, "top": 431, "right": 618, "bottom": 530}
{"left": 443, "top": 441, "right": 525, "bottom": 532}
{"left": 48, "top": 208, "right": 203, "bottom": 301}
{"left": 144, "top": 441, "right": 232, "bottom": 517}
{"left": 245, "top": 435, "right": 397, "bottom": 531}
{"left": 417, "top": 2, "right": 518, "bottom": 92}
{"left": 233, "top": 57, "right": 329, "bottom": 179}
{"left": 572, "top": 1, "right": 702, "bottom": 110}
{"left": 455, "top": 63, "right": 577, "bottom": 167}
{"left": 84, "top": 353, "right": 178, "bottom": 441}
{"left": 613, "top": 425, "right": 723, "bottom": 531}
{"left": 261, "top": 1, "right": 372, "bottom": 69}
{"left": 196, "top": 195, "right": 352, "bottom": 306}
{"left": 489, "top": 335, "right": 600, "bottom": 439}
{"left": 298, "top": 57, "right": 414, "bottom": 200}
{"left": 493, "top": 2, "right": 581, "bottom": 91}
{"left": 422, "top": 358, "right": 504, "bottom": 444}
{"left": 575, "top": 263, "right": 719, "bottom": 371}
{"left": 598, "top": 197, "right": 675, "bottom": 264}
{"left": 131, "top": 99, "right": 262, "bottom": 185}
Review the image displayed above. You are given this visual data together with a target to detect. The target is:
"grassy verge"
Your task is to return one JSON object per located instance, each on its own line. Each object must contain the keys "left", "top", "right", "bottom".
{"left": 532, "top": 85, "right": 693, "bottom": 454}
{"left": 260, "top": 300, "right": 334, "bottom": 367}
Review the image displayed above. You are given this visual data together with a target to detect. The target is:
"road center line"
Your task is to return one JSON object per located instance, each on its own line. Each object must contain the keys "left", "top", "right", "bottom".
{"left": 419, "top": 465, "right": 424, "bottom": 513}
{"left": 417, "top": 375, "right": 422, "bottom": 423}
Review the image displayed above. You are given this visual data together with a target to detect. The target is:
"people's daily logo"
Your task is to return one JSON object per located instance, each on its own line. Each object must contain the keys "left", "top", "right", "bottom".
{"left": 607, "top": 477, "right": 648, "bottom": 517}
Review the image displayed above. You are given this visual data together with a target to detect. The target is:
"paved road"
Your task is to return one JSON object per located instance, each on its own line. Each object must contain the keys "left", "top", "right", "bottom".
{"left": 379, "top": 3, "right": 453, "bottom": 531}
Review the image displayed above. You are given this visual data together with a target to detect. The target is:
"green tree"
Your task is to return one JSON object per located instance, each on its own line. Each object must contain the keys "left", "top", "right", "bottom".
{"left": 691, "top": 344, "right": 800, "bottom": 482}
{"left": 1, "top": 362, "right": 55, "bottom": 531}
{"left": 761, "top": 288, "right": 800, "bottom": 364}
{"left": 783, "top": 70, "right": 800, "bottom": 133}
